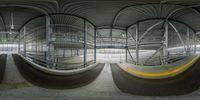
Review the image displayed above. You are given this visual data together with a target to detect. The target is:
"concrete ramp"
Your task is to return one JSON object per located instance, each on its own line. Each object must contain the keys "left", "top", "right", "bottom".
{"left": 111, "top": 61, "right": 200, "bottom": 96}
{"left": 12, "top": 54, "right": 104, "bottom": 89}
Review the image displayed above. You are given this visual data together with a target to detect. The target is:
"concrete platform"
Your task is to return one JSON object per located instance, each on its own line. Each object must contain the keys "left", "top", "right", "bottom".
{"left": 3, "top": 54, "right": 25, "bottom": 83}
{"left": 0, "top": 54, "right": 7, "bottom": 83}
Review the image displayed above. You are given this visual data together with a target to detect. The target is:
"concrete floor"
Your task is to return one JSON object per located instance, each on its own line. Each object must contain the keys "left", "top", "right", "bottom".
{"left": 1, "top": 54, "right": 200, "bottom": 100}
{"left": 3, "top": 54, "right": 25, "bottom": 83}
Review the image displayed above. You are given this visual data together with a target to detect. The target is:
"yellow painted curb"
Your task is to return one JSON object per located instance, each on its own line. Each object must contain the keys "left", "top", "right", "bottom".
{"left": 126, "top": 56, "right": 199, "bottom": 77}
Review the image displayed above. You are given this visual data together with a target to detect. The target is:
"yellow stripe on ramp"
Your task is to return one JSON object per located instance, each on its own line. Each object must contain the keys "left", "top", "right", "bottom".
{"left": 126, "top": 56, "right": 199, "bottom": 77}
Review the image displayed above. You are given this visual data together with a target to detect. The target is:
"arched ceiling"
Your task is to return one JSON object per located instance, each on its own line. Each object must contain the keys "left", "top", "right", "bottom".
{"left": 0, "top": 0, "right": 199, "bottom": 32}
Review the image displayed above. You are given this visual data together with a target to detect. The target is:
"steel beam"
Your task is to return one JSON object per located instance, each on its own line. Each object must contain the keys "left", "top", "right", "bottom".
{"left": 151, "top": 45, "right": 164, "bottom": 59}
{"left": 169, "top": 22, "right": 187, "bottom": 53}
{"left": 139, "top": 21, "right": 163, "bottom": 42}
{"left": 163, "top": 21, "right": 168, "bottom": 56}
{"left": 139, "top": 42, "right": 163, "bottom": 45}
{"left": 161, "top": 21, "right": 169, "bottom": 64}
{"left": 143, "top": 45, "right": 164, "bottom": 65}
{"left": 127, "top": 31, "right": 136, "bottom": 42}
{"left": 127, "top": 48, "right": 136, "bottom": 64}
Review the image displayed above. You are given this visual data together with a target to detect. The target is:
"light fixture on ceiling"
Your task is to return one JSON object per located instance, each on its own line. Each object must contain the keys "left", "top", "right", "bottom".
{"left": 10, "top": 12, "right": 14, "bottom": 30}
{"left": 9, "top": 12, "right": 14, "bottom": 35}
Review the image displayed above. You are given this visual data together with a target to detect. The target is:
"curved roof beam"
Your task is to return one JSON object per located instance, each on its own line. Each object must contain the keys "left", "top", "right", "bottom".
{"left": 61, "top": 1, "right": 147, "bottom": 13}
{"left": 19, "top": 13, "right": 96, "bottom": 31}
{"left": 112, "top": 4, "right": 200, "bottom": 32}
{"left": 111, "top": 4, "right": 150, "bottom": 28}
{"left": 50, "top": 13, "right": 95, "bottom": 27}
{"left": 166, "top": 5, "right": 200, "bottom": 20}
{"left": 0, "top": 13, "right": 7, "bottom": 31}
{"left": 126, "top": 18, "right": 196, "bottom": 32}
{"left": 0, "top": 4, "right": 49, "bottom": 16}
{"left": 45, "top": 0, "right": 59, "bottom": 12}
{"left": 0, "top": 0, "right": 59, "bottom": 13}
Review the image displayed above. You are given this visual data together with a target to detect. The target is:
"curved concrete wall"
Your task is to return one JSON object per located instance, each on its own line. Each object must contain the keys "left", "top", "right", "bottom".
{"left": 18, "top": 54, "right": 98, "bottom": 75}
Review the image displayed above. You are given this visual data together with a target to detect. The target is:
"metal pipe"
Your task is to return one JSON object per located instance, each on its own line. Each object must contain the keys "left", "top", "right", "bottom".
{"left": 94, "top": 27, "right": 97, "bottom": 63}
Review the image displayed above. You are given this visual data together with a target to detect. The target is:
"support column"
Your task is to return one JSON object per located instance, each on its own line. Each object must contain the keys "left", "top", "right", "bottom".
{"left": 125, "top": 29, "right": 128, "bottom": 63}
{"left": 94, "top": 27, "right": 96, "bottom": 63}
{"left": 24, "top": 27, "right": 26, "bottom": 57}
{"left": 46, "top": 16, "right": 51, "bottom": 68}
{"left": 135, "top": 23, "right": 139, "bottom": 65}
{"left": 36, "top": 32, "right": 38, "bottom": 55}
{"left": 194, "top": 33, "right": 197, "bottom": 54}
{"left": 186, "top": 28, "right": 190, "bottom": 56}
{"left": 84, "top": 20, "right": 87, "bottom": 66}
{"left": 163, "top": 20, "right": 169, "bottom": 64}
{"left": 18, "top": 36, "right": 20, "bottom": 54}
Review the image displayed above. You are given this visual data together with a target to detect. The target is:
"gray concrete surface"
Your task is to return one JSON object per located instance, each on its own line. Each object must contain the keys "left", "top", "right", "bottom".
{"left": 2, "top": 54, "right": 25, "bottom": 83}
{"left": 1, "top": 55, "right": 200, "bottom": 99}
{"left": 0, "top": 54, "right": 29, "bottom": 90}
{"left": 82, "top": 63, "right": 120, "bottom": 92}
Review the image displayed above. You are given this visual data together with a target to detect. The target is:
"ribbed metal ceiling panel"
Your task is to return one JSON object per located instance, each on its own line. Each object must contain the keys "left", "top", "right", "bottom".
{"left": 0, "top": 0, "right": 199, "bottom": 32}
